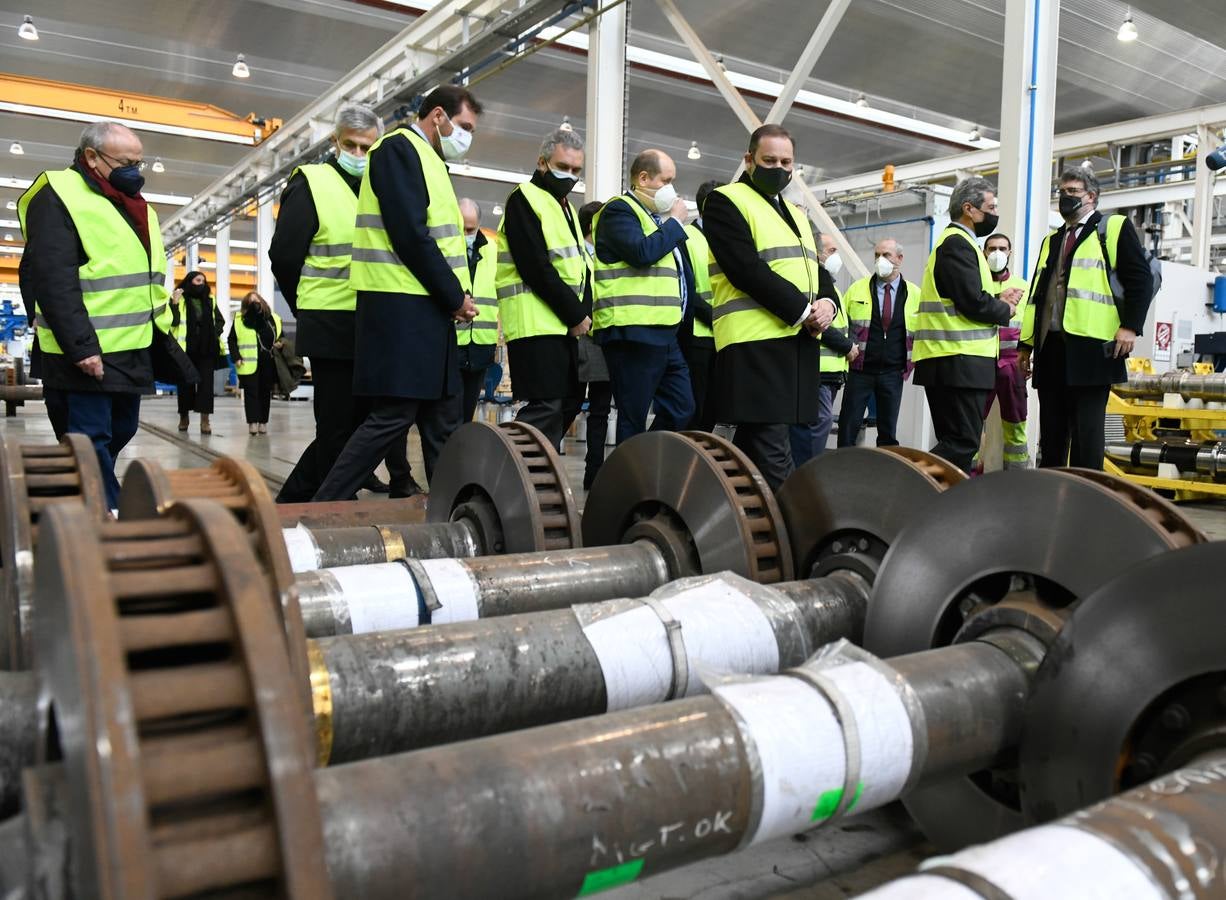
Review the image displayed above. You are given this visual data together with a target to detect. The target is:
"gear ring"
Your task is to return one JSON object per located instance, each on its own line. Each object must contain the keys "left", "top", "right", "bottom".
{"left": 778, "top": 447, "right": 962, "bottom": 581}
{"left": 1054, "top": 466, "right": 1205, "bottom": 547}
{"left": 118, "top": 458, "right": 313, "bottom": 710}
{"left": 428, "top": 421, "right": 582, "bottom": 554}
{"left": 0, "top": 434, "right": 106, "bottom": 669}
{"left": 34, "top": 500, "right": 330, "bottom": 898}
{"left": 582, "top": 431, "right": 793, "bottom": 584}
{"left": 878, "top": 445, "right": 968, "bottom": 491}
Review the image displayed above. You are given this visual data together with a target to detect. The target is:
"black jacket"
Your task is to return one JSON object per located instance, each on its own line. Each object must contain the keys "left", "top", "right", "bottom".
{"left": 351, "top": 127, "right": 466, "bottom": 400}
{"left": 170, "top": 292, "right": 225, "bottom": 372}
{"left": 501, "top": 171, "right": 591, "bottom": 401}
{"left": 678, "top": 222, "right": 715, "bottom": 352}
{"left": 457, "top": 230, "right": 497, "bottom": 372}
{"left": 269, "top": 157, "right": 361, "bottom": 360}
{"left": 861, "top": 275, "right": 910, "bottom": 372}
{"left": 912, "top": 225, "right": 1014, "bottom": 391}
{"left": 703, "top": 173, "right": 842, "bottom": 424}
{"left": 19, "top": 162, "right": 194, "bottom": 393}
{"left": 1023, "top": 210, "right": 1153, "bottom": 388}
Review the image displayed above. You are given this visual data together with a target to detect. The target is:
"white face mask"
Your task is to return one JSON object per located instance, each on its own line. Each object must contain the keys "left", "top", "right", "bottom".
{"left": 438, "top": 113, "right": 472, "bottom": 161}
{"left": 987, "top": 249, "right": 1009, "bottom": 273}
{"left": 646, "top": 182, "right": 678, "bottom": 215}
{"left": 824, "top": 252, "right": 843, "bottom": 277}
{"left": 875, "top": 255, "right": 896, "bottom": 280}
{"left": 465, "top": 233, "right": 477, "bottom": 249}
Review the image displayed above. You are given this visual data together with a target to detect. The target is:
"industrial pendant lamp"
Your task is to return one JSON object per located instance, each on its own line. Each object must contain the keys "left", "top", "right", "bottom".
{"left": 687, "top": 141, "right": 701, "bottom": 160}
{"left": 9, "top": 142, "right": 24, "bottom": 156}
{"left": 17, "top": 15, "right": 38, "bottom": 41}
{"left": 232, "top": 53, "right": 250, "bottom": 79}
{"left": 1117, "top": 9, "right": 1138, "bottom": 42}
{"left": 855, "top": 93, "right": 870, "bottom": 108}
{"left": 151, "top": 158, "right": 165, "bottom": 173}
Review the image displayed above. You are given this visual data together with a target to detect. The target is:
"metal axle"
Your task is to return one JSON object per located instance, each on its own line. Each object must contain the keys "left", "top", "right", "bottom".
{"left": 1106, "top": 439, "right": 1226, "bottom": 481}
{"left": 1113, "top": 371, "right": 1226, "bottom": 402}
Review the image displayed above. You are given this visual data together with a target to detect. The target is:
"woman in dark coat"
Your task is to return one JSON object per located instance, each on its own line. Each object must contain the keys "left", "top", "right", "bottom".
{"left": 170, "top": 270, "right": 226, "bottom": 434}
{"left": 228, "top": 291, "right": 283, "bottom": 435}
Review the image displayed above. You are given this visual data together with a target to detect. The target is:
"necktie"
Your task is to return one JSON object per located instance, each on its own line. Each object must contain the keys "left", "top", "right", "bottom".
{"left": 881, "top": 282, "right": 893, "bottom": 333}
{"left": 1062, "top": 226, "right": 1079, "bottom": 268}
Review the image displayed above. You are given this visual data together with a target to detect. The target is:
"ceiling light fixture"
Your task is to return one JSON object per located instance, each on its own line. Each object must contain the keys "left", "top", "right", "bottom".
{"left": 5, "top": 201, "right": 15, "bottom": 210}
{"left": 151, "top": 158, "right": 165, "bottom": 173}
{"left": 968, "top": 127, "right": 982, "bottom": 142}
{"left": 491, "top": 203, "right": 504, "bottom": 217}
{"left": 17, "top": 15, "right": 38, "bottom": 41}
{"left": 8, "top": 142, "right": 23, "bottom": 156}
{"left": 1081, "top": 158, "right": 1095, "bottom": 170}
{"left": 232, "top": 53, "right": 250, "bottom": 79}
{"left": 558, "top": 116, "right": 573, "bottom": 133}
{"left": 855, "top": 93, "right": 869, "bottom": 109}
{"left": 1118, "top": 9, "right": 1138, "bottom": 42}
{"left": 3, "top": 234, "right": 13, "bottom": 242}
{"left": 687, "top": 141, "right": 701, "bottom": 160}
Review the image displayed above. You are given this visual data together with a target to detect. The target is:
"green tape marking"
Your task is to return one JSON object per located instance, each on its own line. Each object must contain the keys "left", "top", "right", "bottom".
{"left": 811, "top": 781, "right": 864, "bottom": 821}
{"left": 578, "top": 859, "right": 645, "bottom": 896}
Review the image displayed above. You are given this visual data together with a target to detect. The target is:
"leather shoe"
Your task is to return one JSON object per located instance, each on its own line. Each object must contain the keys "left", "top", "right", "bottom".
{"left": 362, "top": 475, "right": 391, "bottom": 494}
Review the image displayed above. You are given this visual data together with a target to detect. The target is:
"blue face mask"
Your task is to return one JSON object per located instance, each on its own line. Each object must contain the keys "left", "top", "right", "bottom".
{"left": 337, "top": 150, "right": 366, "bottom": 177}
{"left": 108, "top": 164, "right": 145, "bottom": 197}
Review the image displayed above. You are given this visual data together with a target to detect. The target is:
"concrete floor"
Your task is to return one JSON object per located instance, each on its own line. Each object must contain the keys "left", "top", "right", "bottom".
{"left": 4, "top": 394, "right": 1225, "bottom": 898}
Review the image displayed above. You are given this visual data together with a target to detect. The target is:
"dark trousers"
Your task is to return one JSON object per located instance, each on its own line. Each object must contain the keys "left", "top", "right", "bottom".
{"left": 732, "top": 422, "right": 793, "bottom": 492}
{"left": 516, "top": 397, "right": 584, "bottom": 450}
{"left": 1036, "top": 334, "right": 1109, "bottom": 469}
{"left": 924, "top": 385, "right": 991, "bottom": 473}
{"left": 313, "top": 396, "right": 453, "bottom": 502}
{"left": 583, "top": 380, "right": 614, "bottom": 490}
{"left": 838, "top": 369, "right": 905, "bottom": 447}
{"left": 176, "top": 378, "right": 214, "bottom": 416}
{"left": 278, "top": 358, "right": 415, "bottom": 502}
{"left": 603, "top": 339, "right": 695, "bottom": 444}
{"left": 788, "top": 383, "right": 839, "bottom": 468}
{"left": 460, "top": 366, "right": 488, "bottom": 423}
{"left": 682, "top": 342, "right": 717, "bottom": 431}
{"left": 54, "top": 389, "right": 141, "bottom": 510}
{"left": 239, "top": 361, "right": 275, "bottom": 425}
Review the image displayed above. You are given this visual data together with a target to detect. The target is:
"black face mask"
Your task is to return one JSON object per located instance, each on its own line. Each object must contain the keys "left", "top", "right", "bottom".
{"left": 184, "top": 282, "right": 210, "bottom": 299}
{"left": 1058, "top": 194, "right": 1085, "bottom": 219}
{"left": 973, "top": 211, "right": 999, "bottom": 238}
{"left": 108, "top": 165, "right": 145, "bottom": 197}
{"left": 750, "top": 164, "right": 792, "bottom": 196}
{"left": 542, "top": 169, "right": 578, "bottom": 199}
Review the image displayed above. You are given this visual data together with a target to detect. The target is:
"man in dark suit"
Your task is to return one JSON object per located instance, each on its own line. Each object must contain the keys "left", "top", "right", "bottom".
{"left": 313, "top": 86, "right": 481, "bottom": 501}
{"left": 1019, "top": 166, "right": 1154, "bottom": 469}
{"left": 913, "top": 177, "right": 1020, "bottom": 472}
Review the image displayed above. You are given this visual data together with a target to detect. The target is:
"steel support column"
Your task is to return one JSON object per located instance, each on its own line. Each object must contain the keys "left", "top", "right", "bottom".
{"left": 763, "top": 0, "right": 852, "bottom": 125}
{"left": 214, "top": 224, "right": 232, "bottom": 328}
{"left": 256, "top": 196, "right": 275, "bottom": 301}
{"left": 997, "top": 0, "right": 1060, "bottom": 277}
{"left": 585, "top": 1, "right": 628, "bottom": 203}
{"left": 1192, "top": 124, "right": 1216, "bottom": 268}
{"left": 186, "top": 240, "right": 199, "bottom": 274}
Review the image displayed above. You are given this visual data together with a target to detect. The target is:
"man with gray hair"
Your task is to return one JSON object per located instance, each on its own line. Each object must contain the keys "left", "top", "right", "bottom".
{"left": 18, "top": 121, "right": 192, "bottom": 509}
{"left": 913, "top": 177, "right": 1020, "bottom": 471}
{"left": 271, "top": 103, "right": 419, "bottom": 499}
{"left": 496, "top": 127, "right": 592, "bottom": 447}
{"left": 455, "top": 196, "right": 499, "bottom": 422}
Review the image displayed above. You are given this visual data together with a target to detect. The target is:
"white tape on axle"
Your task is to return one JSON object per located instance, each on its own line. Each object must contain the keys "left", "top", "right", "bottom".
{"left": 327, "top": 562, "right": 418, "bottom": 634}
{"left": 415, "top": 557, "right": 481, "bottom": 625}
{"left": 579, "top": 577, "right": 780, "bottom": 712}
{"left": 859, "top": 824, "right": 1166, "bottom": 899}
{"left": 282, "top": 523, "right": 321, "bottom": 574}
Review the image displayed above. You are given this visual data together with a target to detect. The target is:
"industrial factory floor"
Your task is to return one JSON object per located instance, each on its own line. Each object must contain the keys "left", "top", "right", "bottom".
{"left": 2, "top": 395, "right": 1224, "bottom": 897}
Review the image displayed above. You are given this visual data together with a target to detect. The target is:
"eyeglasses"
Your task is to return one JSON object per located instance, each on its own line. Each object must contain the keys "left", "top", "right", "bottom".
{"left": 1057, "top": 187, "right": 1087, "bottom": 198}
{"left": 95, "top": 150, "right": 147, "bottom": 171}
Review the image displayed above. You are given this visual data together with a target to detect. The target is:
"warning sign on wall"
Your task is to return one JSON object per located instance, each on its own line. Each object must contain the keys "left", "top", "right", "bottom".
{"left": 1154, "top": 321, "right": 1172, "bottom": 362}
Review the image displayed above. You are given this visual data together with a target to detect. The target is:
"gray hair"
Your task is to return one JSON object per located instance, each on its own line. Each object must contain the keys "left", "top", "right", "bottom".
{"left": 539, "top": 128, "right": 585, "bottom": 162}
{"left": 459, "top": 197, "right": 481, "bottom": 222}
{"left": 334, "top": 104, "right": 384, "bottom": 138}
{"left": 1059, "top": 166, "right": 1100, "bottom": 201}
{"left": 948, "top": 176, "right": 996, "bottom": 220}
{"left": 77, "top": 121, "right": 128, "bottom": 155}
{"left": 875, "top": 237, "right": 904, "bottom": 255}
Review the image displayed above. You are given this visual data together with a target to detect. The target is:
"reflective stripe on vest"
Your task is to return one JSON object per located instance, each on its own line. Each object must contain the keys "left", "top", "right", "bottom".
{"left": 350, "top": 128, "right": 471, "bottom": 296}
{"left": 1021, "top": 217, "right": 1124, "bottom": 344}
{"left": 18, "top": 169, "right": 166, "bottom": 356}
{"left": 709, "top": 182, "right": 819, "bottom": 351}
{"left": 296, "top": 164, "right": 358, "bottom": 312}
{"left": 988, "top": 274, "right": 1029, "bottom": 353}
{"left": 495, "top": 182, "right": 590, "bottom": 342}
{"left": 913, "top": 226, "right": 1000, "bottom": 363}
{"left": 591, "top": 195, "right": 682, "bottom": 330}
{"left": 819, "top": 288, "right": 849, "bottom": 374}
{"left": 458, "top": 237, "right": 500, "bottom": 346}
{"left": 683, "top": 223, "right": 713, "bottom": 339}
{"left": 233, "top": 312, "right": 282, "bottom": 376}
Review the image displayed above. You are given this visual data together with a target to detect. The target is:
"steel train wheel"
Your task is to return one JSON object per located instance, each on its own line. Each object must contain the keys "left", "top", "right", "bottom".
{"left": 862, "top": 468, "right": 1201, "bottom": 850}
{"left": 1019, "top": 542, "right": 1226, "bottom": 824}
{"left": 582, "top": 431, "right": 793, "bottom": 584}
{"left": 428, "top": 421, "right": 582, "bottom": 554}
{"left": 34, "top": 500, "right": 330, "bottom": 898}
{"left": 777, "top": 447, "right": 962, "bottom": 582}
{"left": 0, "top": 434, "right": 106, "bottom": 669}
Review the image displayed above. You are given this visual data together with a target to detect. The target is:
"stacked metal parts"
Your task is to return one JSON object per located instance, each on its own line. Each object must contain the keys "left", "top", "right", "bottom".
{"left": 0, "top": 421, "right": 1221, "bottom": 899}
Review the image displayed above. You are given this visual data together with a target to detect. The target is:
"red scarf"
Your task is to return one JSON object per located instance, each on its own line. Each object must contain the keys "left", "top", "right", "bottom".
{"left": 81, "top": 161, "right": 151, "bottom": 254}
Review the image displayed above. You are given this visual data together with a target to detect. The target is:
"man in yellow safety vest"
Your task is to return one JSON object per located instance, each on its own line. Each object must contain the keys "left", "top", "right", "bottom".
{"left": 455, "top": 197, "right": 499, "bottom": 423}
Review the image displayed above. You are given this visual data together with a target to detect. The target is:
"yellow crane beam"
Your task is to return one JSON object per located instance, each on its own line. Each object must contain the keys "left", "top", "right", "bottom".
{"left": 0, "top": 73, "right": 282, "bottom": 145}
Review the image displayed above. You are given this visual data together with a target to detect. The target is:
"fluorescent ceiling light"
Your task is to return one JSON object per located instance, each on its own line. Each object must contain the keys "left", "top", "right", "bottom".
{"left": 0, "top": 101, "right": 259, "bottom": 145}
{"left": 200, "top": 237, "right": 258, "bottom": 249}
{"left": 17, "top": 15, "right": 37, "bottom": 41}
{"left": 449, "top": 162, "right": 585, "bottom": 194}
{"left": 232, "top": 54, "right": 251, "bottom": 79}
{"left": 0, "top": 176, "right": 191, "bottom": 206}
{"left": 0, "top": 219, "right": 17, "bottom": 228}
